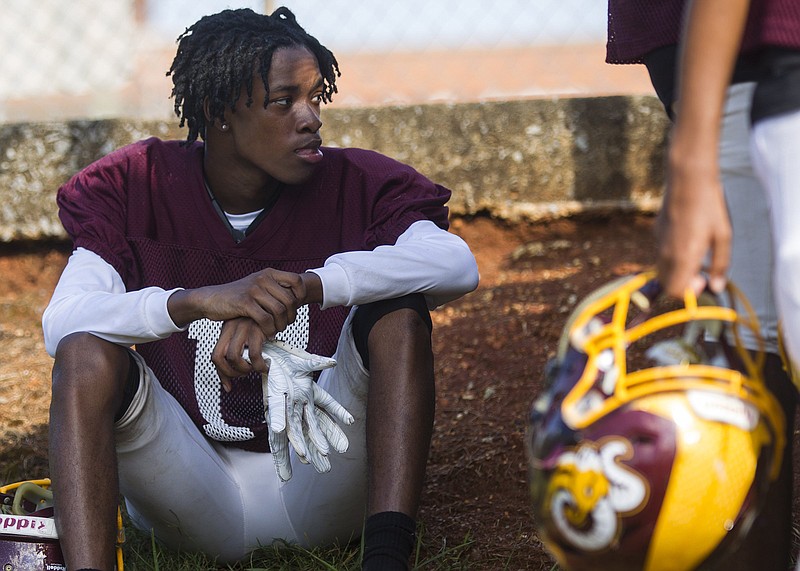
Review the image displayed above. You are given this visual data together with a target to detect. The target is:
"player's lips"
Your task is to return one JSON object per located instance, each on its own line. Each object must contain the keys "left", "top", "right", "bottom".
{"left": 294, "top": 139, "right": 323, "bottom": 163}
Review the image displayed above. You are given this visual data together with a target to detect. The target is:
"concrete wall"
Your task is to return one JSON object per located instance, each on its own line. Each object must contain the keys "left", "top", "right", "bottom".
{"left": 0, "top": 95, "right": 669, "bottom": 242}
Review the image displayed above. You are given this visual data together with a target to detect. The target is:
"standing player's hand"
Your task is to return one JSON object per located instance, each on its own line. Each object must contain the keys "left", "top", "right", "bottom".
{"left": 658, "top": 131, "right": 732, "bottom": 298}
{"left": 244, "top": 339, "right": 354, "bottom": 481}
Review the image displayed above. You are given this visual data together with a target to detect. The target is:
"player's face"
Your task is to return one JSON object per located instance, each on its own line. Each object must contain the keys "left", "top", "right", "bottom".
{"left": 227, "top": 46, "right": 325, "bottom": 186}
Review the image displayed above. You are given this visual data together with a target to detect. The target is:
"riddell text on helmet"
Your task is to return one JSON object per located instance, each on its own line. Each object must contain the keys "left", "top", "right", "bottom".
{"left": 0, "top": 514, "right": 58, "bottom": 538}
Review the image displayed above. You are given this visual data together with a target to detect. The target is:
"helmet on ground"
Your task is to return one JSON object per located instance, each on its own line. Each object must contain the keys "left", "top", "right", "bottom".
{"left": 0, "top": 478, "right": 125, "bottom": 571}
{"left": 526, "top": 271, "right": 785, "bottom": 571}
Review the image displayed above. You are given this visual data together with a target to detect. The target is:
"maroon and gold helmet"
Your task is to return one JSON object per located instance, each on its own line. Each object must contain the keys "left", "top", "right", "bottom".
{"left": 0, "top": 479, "right": 124, "bottom": 571}
{"left": 526, "top": 272, "right": 785, "bottom": 571}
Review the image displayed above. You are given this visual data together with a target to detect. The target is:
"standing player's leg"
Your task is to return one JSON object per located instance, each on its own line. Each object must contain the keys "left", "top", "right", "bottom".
{"left": 716, "top": 82, "right": 796, "bottom": 571}
{"left": 750, "top": 107, "right": 800, "bottom": 571}
{"left": 752, "top": 109, "right": 800, "bottom": 372}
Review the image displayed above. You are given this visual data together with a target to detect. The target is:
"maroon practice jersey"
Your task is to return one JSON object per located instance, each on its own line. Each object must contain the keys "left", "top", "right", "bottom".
{"left": 57, "top": 138, "right": 451, "bottom": 451}
{"left": 607, "top": 0, "right": 800, "bottom": 65}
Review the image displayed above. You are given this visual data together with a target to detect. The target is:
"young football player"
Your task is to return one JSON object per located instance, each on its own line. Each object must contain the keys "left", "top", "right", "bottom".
{"left": 607, "top": 1, "right": 798, "bottom": 568}
{"left": 41, "top": 7, "right": 479, "bottom": 571}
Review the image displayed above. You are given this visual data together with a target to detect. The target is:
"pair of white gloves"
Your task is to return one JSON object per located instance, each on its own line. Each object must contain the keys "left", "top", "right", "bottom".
{"left": 244, "top": 340, "right": 354, "bottom": 482}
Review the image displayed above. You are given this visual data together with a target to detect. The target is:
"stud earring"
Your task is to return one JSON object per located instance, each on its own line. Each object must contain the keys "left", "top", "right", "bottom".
{"left": 221, "top": 123, "right": 229, "bottom": 131}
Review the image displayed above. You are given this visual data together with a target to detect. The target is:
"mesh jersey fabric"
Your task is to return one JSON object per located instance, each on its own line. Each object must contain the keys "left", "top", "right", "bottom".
{"left": 746, "top": 0, "right": 800, "bottom": 51}
{"left": 606, "top": 0, "right": 800, "bottom": 65}
{"left": 606, "top": 0, "right": 685, "bottom": 64}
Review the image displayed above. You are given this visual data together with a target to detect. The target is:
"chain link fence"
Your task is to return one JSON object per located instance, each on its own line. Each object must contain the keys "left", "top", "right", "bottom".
{"left": 0, "top": 0, "right": 652, "bottom": 123}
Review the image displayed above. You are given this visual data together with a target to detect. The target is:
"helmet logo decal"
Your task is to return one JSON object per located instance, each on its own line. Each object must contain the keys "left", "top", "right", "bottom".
{"left": 546, "top": 438, "right": 647, "bottom": 551}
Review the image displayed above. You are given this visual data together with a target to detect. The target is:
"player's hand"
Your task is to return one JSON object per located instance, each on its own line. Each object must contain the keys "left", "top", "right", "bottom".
{"left": 213, "top": 318, "right": 268, "bottom": 392}
{"left": 168, "top": 268, "right": 307, "bottom": 338}
{"left": 244, "top": 339, "right": 354, "bottom": 481}
{"left": 658, "top": 134, "right": 731, "bottom": 298}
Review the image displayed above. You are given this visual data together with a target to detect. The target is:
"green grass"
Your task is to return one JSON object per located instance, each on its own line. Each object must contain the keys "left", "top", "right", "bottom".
{"left": 119, "top": 521, "right": 474, "bottom": 571}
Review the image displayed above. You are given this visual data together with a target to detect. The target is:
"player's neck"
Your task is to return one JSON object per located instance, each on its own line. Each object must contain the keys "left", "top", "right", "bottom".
{"left": 203, "top": 160, "right": 281, "bottom": 214}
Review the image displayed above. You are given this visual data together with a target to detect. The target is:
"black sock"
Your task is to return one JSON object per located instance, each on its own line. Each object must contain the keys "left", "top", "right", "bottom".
{"left": 362, "top": 511, "right": 416, "bottom": 571}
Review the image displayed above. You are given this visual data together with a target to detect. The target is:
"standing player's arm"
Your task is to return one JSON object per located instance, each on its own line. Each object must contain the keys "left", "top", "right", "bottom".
{"left": 658, "top": 0, "right": 751, "bottom": 297}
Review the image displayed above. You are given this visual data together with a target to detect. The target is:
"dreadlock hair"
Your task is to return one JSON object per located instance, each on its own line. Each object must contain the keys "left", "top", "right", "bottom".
{"left": 167, "top": 7, "right": 340, "bottom": 144}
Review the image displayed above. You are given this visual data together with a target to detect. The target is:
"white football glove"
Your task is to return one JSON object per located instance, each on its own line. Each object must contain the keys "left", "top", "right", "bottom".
{"left": 245, "top": 339, "right": 354, "bottom": 482}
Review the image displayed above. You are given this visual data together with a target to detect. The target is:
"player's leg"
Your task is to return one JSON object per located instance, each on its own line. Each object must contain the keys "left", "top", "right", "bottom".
{"left": 48, "top": 332, "right": 133, "bottom": 570}
{"left": 719, "top": 82, "right": 780, "bottom": 354}
{"left": 359, "top": 294, "right": 435, "bottom": 570}
{"left": 752, "top": 109, "right": 800, "bottom": 368}
{"left": 278, "top": 294, "right": 435, "bottom": 570}
{"left": 357, "top": 294, "right": 434, "bottom": 518}
{"left": 276, "top": 306, "right": 370, "bottom": 546}
{"left": 717, "top": 83, "right": 796, "bottom": 570}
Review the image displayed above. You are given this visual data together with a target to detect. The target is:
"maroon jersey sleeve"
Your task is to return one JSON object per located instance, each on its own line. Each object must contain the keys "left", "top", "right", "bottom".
{"left": 56, "top": 138, "right": 205, "bottom": 284}
{"left": 321, "top": 148, "right": 451, "bottom": 250}
{"left": 57, "top": 143, "right": 138, "bottom": 279}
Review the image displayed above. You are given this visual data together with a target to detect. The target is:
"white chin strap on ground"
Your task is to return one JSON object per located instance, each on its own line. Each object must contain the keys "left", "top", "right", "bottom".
{"left": 245, "top": 339, "right": 354, "bottom": 482}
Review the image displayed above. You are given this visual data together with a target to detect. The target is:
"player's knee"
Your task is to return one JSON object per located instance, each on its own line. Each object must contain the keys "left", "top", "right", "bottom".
{"left": 377, "top": 306, "right": 432, "bottom": 346}
{"left": 353, "top": 295, "right": 433, "bottom": 369}
{"left": 360, "top": 295, "right": 431, "bottom": 342}
{"left": 52, "top": 332, "right": 129, "bottom": 399}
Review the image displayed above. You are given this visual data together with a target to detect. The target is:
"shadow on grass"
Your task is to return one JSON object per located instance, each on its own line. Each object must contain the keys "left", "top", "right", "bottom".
{"left": 120, "top": 518, "right": 474, "bottom": 571}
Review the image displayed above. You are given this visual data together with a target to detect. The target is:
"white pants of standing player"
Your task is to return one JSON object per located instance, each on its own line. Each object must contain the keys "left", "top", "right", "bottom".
{"left": 718, "top": 81, "right": 780, "bottom": 354}
{"left": 751, "top": 108, "right": 800, "bottom": 371}
{"left": 113, "top": 308, "right": 369, "bottom": 564}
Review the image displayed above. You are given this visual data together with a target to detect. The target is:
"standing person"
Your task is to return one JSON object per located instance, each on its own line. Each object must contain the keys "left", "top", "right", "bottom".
{"left": 660, "top": 0, "right": 800, "bottom": 349}
{"left": 607, "top": 2, "right": 797, "bottom": 568}
{"left": 41, "top": 7, "right": 479, "bottom": 571}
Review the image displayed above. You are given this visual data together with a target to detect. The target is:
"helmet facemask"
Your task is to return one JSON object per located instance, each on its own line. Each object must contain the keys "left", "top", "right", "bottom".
{"left": 527, "top": 272, "right": 785, "bottom": 571}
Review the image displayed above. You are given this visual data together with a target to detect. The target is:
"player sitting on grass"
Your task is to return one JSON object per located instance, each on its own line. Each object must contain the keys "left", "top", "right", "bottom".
{"left": 41, "top": 7, "right": 479, "bottom": 571}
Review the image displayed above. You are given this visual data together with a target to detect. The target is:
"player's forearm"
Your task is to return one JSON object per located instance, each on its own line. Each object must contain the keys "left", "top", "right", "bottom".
{"left": 671, "top": 0, "right": 751, "bottom": 164}
{"left": 166, "top": 269, "right": 321, "bottom": 329}
{"left": 42, "top": 248, "right": 184, "bottom": 356}
{"left": 43, "top": 287, "right": 182, "bottom": 356}
{"left": 310, "top": 220, "right": 479, "bottom": 310}
{"left": 300, "top": 271, "right": 323, "bottom": 306}
{"left": 166, "top": 288, "right": 207, "bottom": 328}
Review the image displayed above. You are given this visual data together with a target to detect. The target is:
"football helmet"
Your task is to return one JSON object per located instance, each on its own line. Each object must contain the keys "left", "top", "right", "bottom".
{"left": 526, "top": 271, "right": 785, "bottom": 571}
{"left": 0, "top": 478, "right": 125, "bottom": 571}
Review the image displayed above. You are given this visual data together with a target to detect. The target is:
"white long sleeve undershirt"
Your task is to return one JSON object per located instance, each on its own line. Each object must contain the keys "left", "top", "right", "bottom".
{"left": 42, "top": 220, "right": 479, "bottom": 357}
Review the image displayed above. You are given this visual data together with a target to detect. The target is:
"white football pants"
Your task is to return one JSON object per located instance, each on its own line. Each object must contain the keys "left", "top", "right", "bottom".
{"left": 751, "top": 107, "right": 800, "bottom": 370}
{"left": 717, "top": 82, "right": 780, "bottom": 354}
{"left": 113, "top": 309, "right": 369, "bottom": 563}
